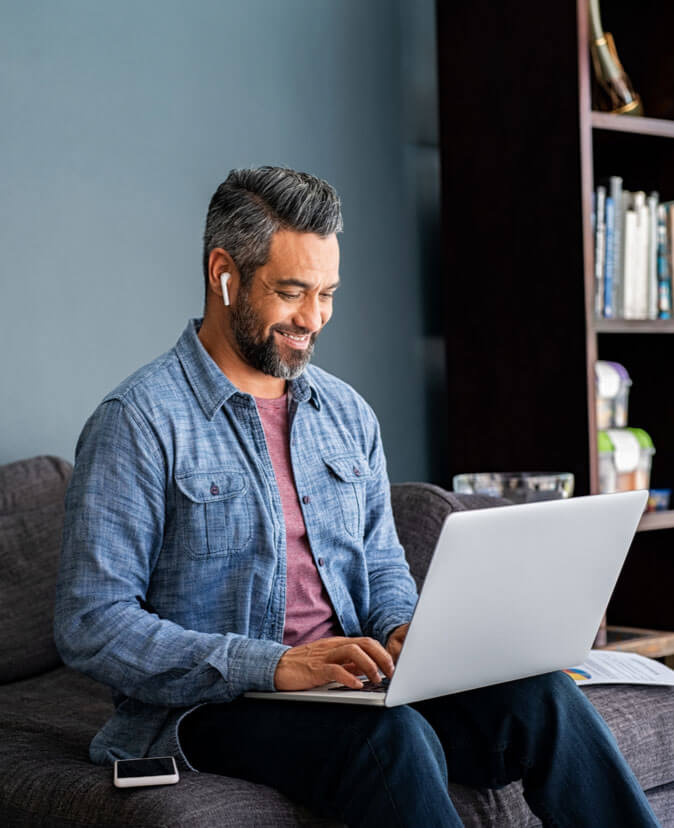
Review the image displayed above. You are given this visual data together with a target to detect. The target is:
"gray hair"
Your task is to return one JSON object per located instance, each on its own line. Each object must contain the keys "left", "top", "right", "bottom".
{"left": 202, "top": 166, "right": 343, "bottom": 299}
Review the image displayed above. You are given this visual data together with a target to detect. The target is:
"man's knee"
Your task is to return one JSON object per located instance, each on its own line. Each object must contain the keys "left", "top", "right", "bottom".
{"left": 505, "top": 670, "right": 579, "bottom": 710}
{"left": 504, "top": 671, "right": 605, "bottom": 752}
{"left": 364, "top": 706, "right": 447, "bottom": 778}
{"left": 527, "top": 671, "right": 591, "bottom": 716}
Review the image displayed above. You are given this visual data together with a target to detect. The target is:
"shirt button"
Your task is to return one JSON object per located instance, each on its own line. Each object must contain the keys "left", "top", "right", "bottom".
{"left": 318, "top": 558, "right": 325, "bottom": 567}
{"left": 353, "top": 467, "right": 360, "bottom": 476}
{"left": 302, "top": 495, "right": 311, "bottom": 504}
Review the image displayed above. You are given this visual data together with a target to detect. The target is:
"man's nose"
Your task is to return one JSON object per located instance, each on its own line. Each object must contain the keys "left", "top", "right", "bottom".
{"left": 293, "top": 294, "right": 325, "bottom": 332}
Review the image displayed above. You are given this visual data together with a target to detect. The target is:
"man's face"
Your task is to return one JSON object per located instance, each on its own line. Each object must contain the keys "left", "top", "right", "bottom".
{"left": 230, "top": 230, "right": 340, "bottom": 380}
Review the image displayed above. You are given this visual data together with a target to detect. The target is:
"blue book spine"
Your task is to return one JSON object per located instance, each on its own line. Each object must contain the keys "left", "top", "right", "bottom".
{"left": 604, "top": 196, "right": 615, "bottom": 318}
{"left": 657, "top": 204, "right": 672, "bottom": 319}
{"left": 594, "top": 187, "right": 607, "bottom": 318}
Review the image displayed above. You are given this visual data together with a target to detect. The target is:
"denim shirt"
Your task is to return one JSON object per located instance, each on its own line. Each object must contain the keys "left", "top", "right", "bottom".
{"left": 54, "top": 319, "right": 418, "bottom": 767}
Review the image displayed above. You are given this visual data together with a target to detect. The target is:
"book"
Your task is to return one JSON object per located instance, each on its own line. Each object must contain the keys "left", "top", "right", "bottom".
{"left": 603, "top": 196, "right": 615, "bottom": 317}
{"left": 609, "top": 176, "right": 624, "bottom": 317}
{"left": 669, "top": 202, "right": 674, "bottom": 285}
{"left": 637, "top": 192, "right": 650, "bottom": 319}
{"left": 594, "top": 186, "right": 607, "bottom": 317}
{"left": 657, "top": 203, "right": 671, "bottom": 318}
{"left": 665, "top": 201, "right": 674, "bottom": 319}
{"left": 647, "top": 193, "right": 659, "bottom": 320}
{"left": 623, "top": 201, "right": 638, "bottom": 318}
{"left": 624, "top": 191, "right": 649, "bottom": 319}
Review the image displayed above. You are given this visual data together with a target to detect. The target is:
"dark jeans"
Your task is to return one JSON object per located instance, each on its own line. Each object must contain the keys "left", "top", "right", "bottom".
{"left": 179, "top": 671, "right": 659, "bottom": 827}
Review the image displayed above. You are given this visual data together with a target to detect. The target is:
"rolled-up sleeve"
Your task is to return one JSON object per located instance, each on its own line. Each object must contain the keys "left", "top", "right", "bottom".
{"left": 54, "top": 398, "right": 288, "bottom": 707}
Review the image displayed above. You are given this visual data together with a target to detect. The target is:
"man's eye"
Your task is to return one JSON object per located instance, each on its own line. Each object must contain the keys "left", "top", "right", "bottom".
{"left": 320, "top": 293, "right": 335, "bottom": 301}
{"left": 278, "top": 292, "right": 301, "bottom": 300}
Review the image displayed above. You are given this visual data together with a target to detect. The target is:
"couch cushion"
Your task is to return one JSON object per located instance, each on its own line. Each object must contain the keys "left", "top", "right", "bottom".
{"left": 0, "top": 456, "right": 72, "bottom": 683}
{"left": 0, "top": 666, "right": 342, "bottom": 827}
{"left": 582, "top": 684, "right": 674, "bottom": 792}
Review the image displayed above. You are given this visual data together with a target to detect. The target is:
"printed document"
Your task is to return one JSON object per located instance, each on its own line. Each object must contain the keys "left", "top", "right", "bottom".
{"left": 563, "top": 650, "right": 674, "bottom": 686}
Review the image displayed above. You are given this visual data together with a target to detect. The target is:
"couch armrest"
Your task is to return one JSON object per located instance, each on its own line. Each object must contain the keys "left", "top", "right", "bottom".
{"left": 0, "top": 456, "right": 73, "bottom": 684}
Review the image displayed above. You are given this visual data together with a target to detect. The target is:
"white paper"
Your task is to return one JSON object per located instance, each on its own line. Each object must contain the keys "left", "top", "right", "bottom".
{"left": 563, "top": 650, "right": 674, "bottom": 686}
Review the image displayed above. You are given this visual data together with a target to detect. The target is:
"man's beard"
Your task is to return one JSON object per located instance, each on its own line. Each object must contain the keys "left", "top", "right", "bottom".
{"left": 230, "top": 288, "right": 317, "bottom": 380}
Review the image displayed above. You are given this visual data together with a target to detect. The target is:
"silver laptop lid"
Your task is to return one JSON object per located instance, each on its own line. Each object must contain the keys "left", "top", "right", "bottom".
{"left": 385, "top": 490, "right": 647, "bottom": 707}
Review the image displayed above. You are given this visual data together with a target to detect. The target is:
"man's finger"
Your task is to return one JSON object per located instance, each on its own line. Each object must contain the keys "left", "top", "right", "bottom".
{"left": 352, "top": 637, "right": 395, "bottom": 678}
{"left": 326, "top": 663, "right": 364, "bottom": 689}
{"left": 330, "top": 643, "right": 381, "bottom": 685}
{"left": 387, "top": 640, "right": 403, "bottom": 664}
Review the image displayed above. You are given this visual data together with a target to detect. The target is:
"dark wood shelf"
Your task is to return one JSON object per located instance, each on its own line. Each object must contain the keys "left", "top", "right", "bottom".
{"left": 591, "top": 111, "right": 674, "bottom": 139}
{"left": 638, "top": 510, "right": 674, "bottom": 532}
{"left": 593, "top": 319, "right": 674, "bottom": 334}
{"left": 601, "top": 625, "right": 674, "bottom": 658}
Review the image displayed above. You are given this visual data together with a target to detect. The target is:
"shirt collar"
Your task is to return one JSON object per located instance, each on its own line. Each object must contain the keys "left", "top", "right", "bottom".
{"left": 175, "top": 319, "right": 320, "bottom": 420}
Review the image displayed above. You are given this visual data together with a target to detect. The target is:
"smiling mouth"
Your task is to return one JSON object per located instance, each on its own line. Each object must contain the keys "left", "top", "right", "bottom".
{"left": 275, "top": 329, "right": 312, "bottom": 348}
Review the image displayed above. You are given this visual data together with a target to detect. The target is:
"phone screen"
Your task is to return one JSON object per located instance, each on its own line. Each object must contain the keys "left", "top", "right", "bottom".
{"left": 116, "top": 757, "right": 176, "bottom": 778}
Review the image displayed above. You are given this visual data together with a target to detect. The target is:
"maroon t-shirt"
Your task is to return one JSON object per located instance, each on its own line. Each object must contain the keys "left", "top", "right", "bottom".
{"left": 255, "top": 393, "right": 340, "bottom": 646}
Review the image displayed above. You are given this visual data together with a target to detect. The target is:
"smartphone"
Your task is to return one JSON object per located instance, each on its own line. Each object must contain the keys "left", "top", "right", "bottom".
{"left": 113, "top": 756, "right": 179, "bottom": 788}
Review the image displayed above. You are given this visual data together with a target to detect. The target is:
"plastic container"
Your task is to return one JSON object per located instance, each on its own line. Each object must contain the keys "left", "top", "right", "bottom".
{"left": 452, "top": 472, "right": 574, "bottom": 504}
{"left": 597, "top": 428, "right": 655, "bottom": 493}
{"left": 595, "top": 361, "right": 632, "bottom": 429}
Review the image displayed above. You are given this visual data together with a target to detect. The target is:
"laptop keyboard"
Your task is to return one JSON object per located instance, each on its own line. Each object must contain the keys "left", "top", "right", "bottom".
{"left": 328, "top": 677, "right": 390, "bottom": 693}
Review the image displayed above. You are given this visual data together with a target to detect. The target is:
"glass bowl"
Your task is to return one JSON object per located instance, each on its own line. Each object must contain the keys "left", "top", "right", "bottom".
{"left": 452, "top": 472, "right": 574, "bottom": 504}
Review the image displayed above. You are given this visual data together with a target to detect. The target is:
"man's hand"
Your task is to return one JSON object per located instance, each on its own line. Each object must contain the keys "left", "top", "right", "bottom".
{"left": 385, "top": 623, "right": 409, "bottom": 664}
{"left": 274, "top": 636, "right": 395, "bottom": 691}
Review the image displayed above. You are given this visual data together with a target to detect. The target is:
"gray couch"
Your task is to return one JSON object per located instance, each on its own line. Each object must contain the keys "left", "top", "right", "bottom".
{"left": 1, "top": 455, "right": 673, "bottom": 827}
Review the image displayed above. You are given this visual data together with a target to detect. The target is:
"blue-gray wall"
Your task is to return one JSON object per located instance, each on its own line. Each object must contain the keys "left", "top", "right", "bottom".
{"left": 1, "top": 0, "right": 441, "bottom": 484}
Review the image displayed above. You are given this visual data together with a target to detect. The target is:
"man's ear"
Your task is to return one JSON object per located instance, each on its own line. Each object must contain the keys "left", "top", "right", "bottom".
{"left": 207, "top": 248, "right": 240, "bottom": 307}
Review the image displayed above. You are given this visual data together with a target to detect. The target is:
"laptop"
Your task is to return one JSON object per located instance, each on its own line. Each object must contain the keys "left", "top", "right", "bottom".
{"left": 245, "top": 490, "right": 647, "bottom": 707}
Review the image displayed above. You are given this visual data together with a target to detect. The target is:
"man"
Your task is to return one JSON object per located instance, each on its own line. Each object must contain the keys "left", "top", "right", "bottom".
{"left": 55, "top": 166, "right": 658, "bottom": 826}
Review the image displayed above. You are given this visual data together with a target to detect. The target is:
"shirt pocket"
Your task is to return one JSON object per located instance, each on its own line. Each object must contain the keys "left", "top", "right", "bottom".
{"left": 175, "top": 469, "right": 251, "bottom": 558}
{"left": 323, "top": 453, "right": 371, "bottom": 539}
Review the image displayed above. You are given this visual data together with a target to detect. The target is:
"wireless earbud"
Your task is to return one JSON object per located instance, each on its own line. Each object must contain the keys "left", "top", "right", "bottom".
{"left": 220, "top": 272, "right": 231, "bottom": 307}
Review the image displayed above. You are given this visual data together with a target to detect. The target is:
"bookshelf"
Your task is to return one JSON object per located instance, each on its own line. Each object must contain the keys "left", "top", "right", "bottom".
{"left": 594, "top": 320, "right": 674, "bottom": 333}
{"left": 591, "top": 112, "right": 674, "bottom": 140}
{"left": 639, "top": 511, "right": 674, "bottom": 533}
{"left": 436, "top": 0, "right": 674, "bottom": 654}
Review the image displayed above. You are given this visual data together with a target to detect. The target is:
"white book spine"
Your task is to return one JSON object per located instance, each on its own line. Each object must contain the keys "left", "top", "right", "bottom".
{"left": 623, "top": 209, "right": 638, "bottom": 319}
{"left": 635, "top": 192, "right": 649, "bottom": 319}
